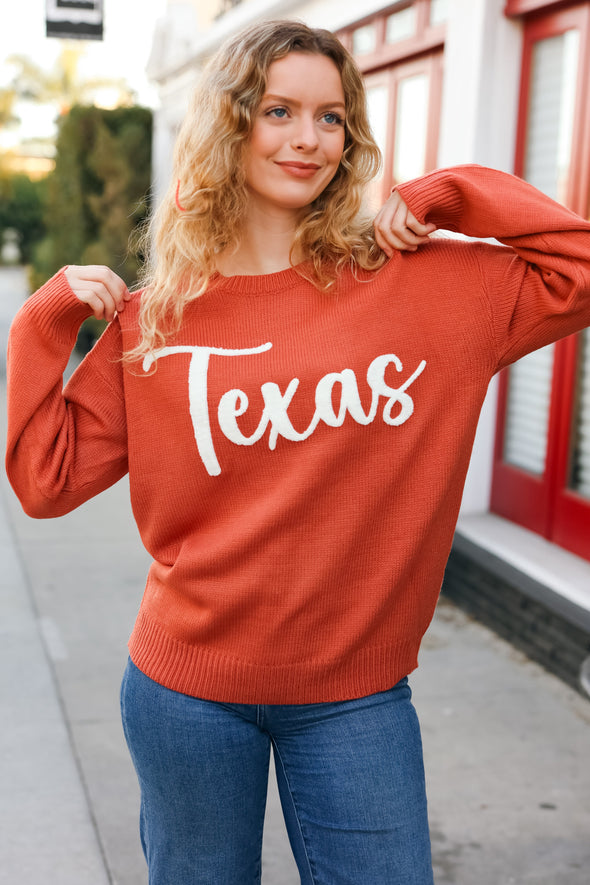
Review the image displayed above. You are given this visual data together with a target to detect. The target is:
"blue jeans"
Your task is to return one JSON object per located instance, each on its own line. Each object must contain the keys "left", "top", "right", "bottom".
{"left": 120, "top": 659, "right": 434, "bottom": 884}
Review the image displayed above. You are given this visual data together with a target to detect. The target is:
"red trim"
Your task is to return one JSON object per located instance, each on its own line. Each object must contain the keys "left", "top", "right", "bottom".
{"left": 492, "top": 335, "right": 590, "bottom": 556}
{"left": 490, "top": 462, "right": 553, "bottom": 535}
{"left": 551, "top": 334, "right": 580, "bottom": 498}
{"left": 491, "top": 361, "right": 555, "bottom": 536}
{"left": 552, "top": 492, "right": 590, "bottom": 558}
{"left": 354, "top": 30, "right": 445, "bottom": 74}
{"left": 491, "top": 362, "right": 556, "bottom": 538}
{"left": 552, "top": 335, "right": 590, "bottom": 558}
{"left": 505, "top": 0, "right": 583, "bottom": 17}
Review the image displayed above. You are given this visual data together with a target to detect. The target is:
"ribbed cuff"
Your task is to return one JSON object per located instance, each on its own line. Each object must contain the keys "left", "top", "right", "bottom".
{"left": 395, "top": 166, "right": 465, "bottom": 231}
{"left": 20, "top": 267, "right": 92, "bottom": 345}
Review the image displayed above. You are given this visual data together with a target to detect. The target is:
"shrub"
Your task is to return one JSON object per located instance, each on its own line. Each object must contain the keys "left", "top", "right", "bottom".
{"left": 0, "top": 172, "right": 47, "bottom": 264}
{"left": 30, "top": 104, "right": 152, "bottom": 350}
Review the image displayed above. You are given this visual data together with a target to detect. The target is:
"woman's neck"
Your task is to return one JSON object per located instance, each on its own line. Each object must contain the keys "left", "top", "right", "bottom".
{"left": 216, "top": 205, "right": 304, "bottom": 277}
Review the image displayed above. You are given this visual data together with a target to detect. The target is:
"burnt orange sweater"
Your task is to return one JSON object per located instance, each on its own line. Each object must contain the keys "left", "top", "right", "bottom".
{"left": 6, "top": 166, "right": 590, "bottom": 703}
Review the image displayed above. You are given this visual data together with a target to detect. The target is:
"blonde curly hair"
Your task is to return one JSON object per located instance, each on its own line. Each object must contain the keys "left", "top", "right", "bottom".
{"left": 131, "top": 19, "right": 385, "bottom": 360}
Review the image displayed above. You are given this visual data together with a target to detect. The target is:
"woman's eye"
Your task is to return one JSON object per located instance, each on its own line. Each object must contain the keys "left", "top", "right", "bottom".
{"left": 267, "top": 107, "right": 288, "bottom": 119}
{"left": 322, "top": 112, "right": 344, "bottom": 126}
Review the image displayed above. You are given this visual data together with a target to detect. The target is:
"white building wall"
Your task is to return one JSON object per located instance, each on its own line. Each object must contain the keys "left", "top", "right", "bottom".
{"left": 437, "top": 0, "right": 523, "bottom": 513}
{"left": 149, "top": 69, "right": 200, "bottom": 207}
{"left": 147, "top": 0, "right": 528, "bottom": 513}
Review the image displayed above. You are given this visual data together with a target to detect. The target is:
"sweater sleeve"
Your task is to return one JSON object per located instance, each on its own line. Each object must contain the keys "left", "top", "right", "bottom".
{"left": 5, "top": 268, "right": 129, "bottom": 518}
{"left": 395, "top": 164, "right": 590, "bottom": 369}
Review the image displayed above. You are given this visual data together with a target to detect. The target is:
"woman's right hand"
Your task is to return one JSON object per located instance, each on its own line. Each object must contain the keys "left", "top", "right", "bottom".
{"left": 373, "top": 190, "right": 436, "bottom": 258}
{"left": 64, "top": 265, "right": 131, "bottom": 323}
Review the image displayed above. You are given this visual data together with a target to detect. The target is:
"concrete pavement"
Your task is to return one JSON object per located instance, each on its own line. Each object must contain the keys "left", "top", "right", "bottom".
{"left": 1, "top": 265, "right": 590, "bottom": 884}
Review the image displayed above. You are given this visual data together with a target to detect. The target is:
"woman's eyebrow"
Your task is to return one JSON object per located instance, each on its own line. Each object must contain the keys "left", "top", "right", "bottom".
{"left": 262, "top": 92, "right": 346, "bottom": 110}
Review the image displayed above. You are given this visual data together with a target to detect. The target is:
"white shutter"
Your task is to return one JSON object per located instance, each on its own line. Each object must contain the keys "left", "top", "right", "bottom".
{"left": 571, "top": 330, "right": 590, "bottom": 498}
{"left": 524, "top": 29, "right": 579, "bottom": 202}
{"left": 503, "top": 344, "right": 555, "bottom": 475}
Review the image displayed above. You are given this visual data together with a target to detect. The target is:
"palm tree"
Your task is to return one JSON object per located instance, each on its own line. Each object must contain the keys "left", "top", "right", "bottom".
{"left": 0, "top": 87, "right": 19, "bottom": 129}
{"left": 7, "top": 43, "right": 135, "bottom": 116}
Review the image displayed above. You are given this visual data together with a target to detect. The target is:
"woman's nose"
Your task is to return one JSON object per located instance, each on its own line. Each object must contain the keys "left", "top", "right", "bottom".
{"left": 292, "top": 114, "right": 319, "bottom": 150}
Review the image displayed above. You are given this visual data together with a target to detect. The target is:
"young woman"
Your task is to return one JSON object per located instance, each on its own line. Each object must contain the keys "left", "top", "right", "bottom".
{"left": 6, "top": 19, "right": 590, "bottom": 885}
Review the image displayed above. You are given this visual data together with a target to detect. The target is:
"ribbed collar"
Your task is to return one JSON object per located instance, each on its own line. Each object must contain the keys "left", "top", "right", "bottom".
{"left": 209, "top": 262, "right": 317, "bottom": 296}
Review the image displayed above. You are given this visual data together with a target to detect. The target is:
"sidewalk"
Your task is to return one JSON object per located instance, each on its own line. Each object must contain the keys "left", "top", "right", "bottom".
{"left": 0, "top": 266, "right": 111, "bottom": 885}
{"left": 1, "top": 265, "right": 590, "bottom": 884}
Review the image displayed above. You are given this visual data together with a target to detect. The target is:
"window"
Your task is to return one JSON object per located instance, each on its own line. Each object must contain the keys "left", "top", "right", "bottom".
{"left": 352, "top": 23, "right": 378, "bottom": 55}
{"left": 341, "top": 1, "right": 446, "bottom": 72}
{"left": 502, "top": 344, "right": 555, "bottom": 476}
{"left": 386, "top": 6, "right": 417, "bottom": 44}
{"left": 340, "top": 1, "right": 445, "bottom": 209}
{"left": 429, "top": 0, "right": 448, "bottom": 25}
{"left": 491, "top": 3, "right": 590, "bottom": 561}
{"left": 364, "top": 55, "right": 442, "bottom": 209}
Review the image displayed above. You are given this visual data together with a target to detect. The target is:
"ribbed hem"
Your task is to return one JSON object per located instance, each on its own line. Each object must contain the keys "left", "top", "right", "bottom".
{"left": 128, "top": 609, "right": 420, "bottom": 705}
{"left": 21, "top": 268, "right": 92, "bottom": 343}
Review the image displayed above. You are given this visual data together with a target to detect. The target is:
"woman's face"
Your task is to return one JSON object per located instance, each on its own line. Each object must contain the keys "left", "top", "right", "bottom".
{"left": 244, "top": 52, "right": 346, "bottom": 219}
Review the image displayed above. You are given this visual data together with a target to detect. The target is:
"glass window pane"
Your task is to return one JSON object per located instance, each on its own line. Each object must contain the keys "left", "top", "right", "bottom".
{"left": 430, "top": 0, "right": 448, "bottom": 25}
{"left": 386, "top": 7, "right": 416, "bottom": 44}
{"left": 503, "top": 344, "right": 555, "bottom": 474}
{"left": 393, "top": 74, "right": 428, "bottom": 183}
{"left": 352, "top": 23, "right": 377, "bottom": 55}
{"left": 524, "top": 29, "right": 579, "bottom": 203}
{"left": 570, "top": 330, "right": 590, "bottom": 498}
{"left": 364, "top": 83, "right": 389, "bottom": 210}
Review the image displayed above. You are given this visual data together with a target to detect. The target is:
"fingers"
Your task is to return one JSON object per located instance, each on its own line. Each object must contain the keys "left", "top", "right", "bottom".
{"left": 374, "top": 191, "right": 436, "bottom": 258}
{"left": 65, "top": 265, "right": 131, "bottom": 322}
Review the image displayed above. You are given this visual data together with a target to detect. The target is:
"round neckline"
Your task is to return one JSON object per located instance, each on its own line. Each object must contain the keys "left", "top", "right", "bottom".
{"left": 210, "top": 262, "right": 313, "bottom": 296}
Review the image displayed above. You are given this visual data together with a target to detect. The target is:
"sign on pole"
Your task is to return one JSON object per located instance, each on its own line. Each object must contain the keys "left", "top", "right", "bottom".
{"left": 46, "top": 0, "right": 104, "bottom": 41}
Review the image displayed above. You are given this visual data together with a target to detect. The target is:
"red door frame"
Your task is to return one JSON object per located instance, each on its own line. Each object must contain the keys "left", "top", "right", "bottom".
{"left": 491, "top": 2, "right": 590, "bottom": 560}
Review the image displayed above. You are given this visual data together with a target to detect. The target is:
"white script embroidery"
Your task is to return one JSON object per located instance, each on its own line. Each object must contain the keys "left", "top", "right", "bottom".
{"left": 143, "top": 344, "right": 426, "bottom": 476}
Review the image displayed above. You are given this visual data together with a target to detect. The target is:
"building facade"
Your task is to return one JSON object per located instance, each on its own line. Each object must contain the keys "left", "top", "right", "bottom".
{"left": 147, "top": 0, "right": 590, "bottom": 693}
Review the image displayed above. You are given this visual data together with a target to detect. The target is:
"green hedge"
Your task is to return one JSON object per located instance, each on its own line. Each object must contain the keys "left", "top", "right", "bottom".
{"left": 30, "top": 104, "right": 152, "bottom": 347}
{"left": 0, "top": 172, "right": 47, "bottom": 264}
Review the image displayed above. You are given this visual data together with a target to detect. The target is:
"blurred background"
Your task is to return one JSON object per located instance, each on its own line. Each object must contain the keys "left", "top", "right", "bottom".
{"left": 0, "top": 0, "right": 166, "bottom": 346}
{"left": 1, "top": 2, "right": 589, "bottom": 883}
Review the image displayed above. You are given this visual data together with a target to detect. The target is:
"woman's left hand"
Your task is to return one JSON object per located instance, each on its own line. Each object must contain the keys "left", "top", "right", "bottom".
{"left": 374, "top": 190, "right": 436, "bottom": 258}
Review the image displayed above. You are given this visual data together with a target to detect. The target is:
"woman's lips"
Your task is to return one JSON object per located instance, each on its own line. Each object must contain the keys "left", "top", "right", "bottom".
{"left": 275, "top": 161, "right": 322, "bottom": 178}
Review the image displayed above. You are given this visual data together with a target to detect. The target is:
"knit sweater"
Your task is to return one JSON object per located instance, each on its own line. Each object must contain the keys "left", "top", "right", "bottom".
{"left": 6, "top": 165, "right": 590, "bottom": 704}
